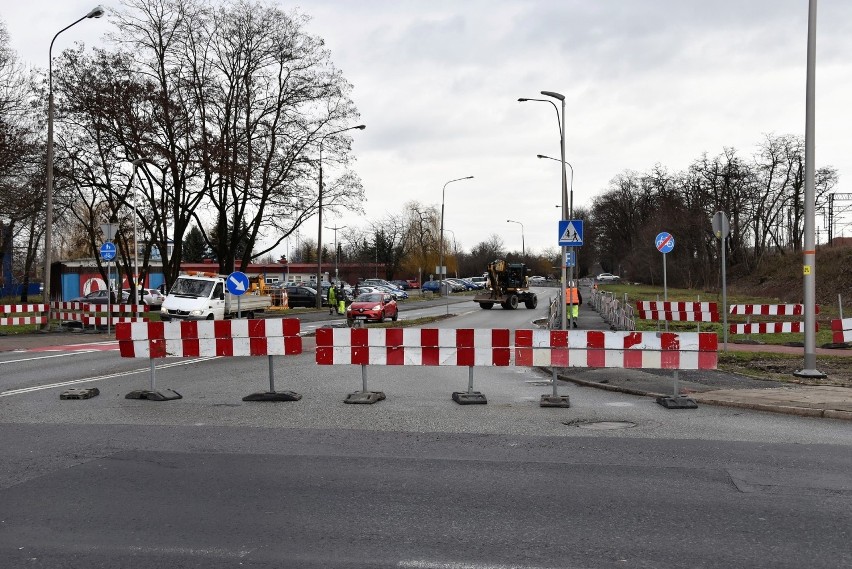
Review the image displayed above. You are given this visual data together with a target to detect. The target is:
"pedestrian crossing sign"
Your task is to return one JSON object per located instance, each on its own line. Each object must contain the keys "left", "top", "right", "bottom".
{"left": 558, "top": 220, "right": 584, "bottom": 246}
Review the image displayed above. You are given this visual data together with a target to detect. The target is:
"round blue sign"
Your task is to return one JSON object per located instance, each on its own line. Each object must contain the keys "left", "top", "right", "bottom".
{"left": 226, "top": 271, "right": 250, "bottom": 296}
{"left": 655, "top": 232, "right": 675, "bottom": 254}
{"left": 99, "top": 242, "right": 117, "bottom": 261}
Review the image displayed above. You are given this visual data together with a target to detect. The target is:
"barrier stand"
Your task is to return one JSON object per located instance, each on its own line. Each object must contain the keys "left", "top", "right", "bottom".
{"left": 243, "top": 354, "right": 302, "bottom": 402}
{"left": 540, "top": 367, "right": 570, "bottom": 408}
{"left": 451, "top": 366, "right": 487, "bottom": 405}
{"left": 126, "top": 358, "right": 182, "bottom": 401}
{"left": 636, "top": 300, "right": 720, "bottom": 409}
{"left": 345, "top": 363, "right": 386, "bottom": 404}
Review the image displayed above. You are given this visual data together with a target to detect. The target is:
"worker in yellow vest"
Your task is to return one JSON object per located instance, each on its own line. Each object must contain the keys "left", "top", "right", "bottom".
{"left": 565, "top": 281, "right": 583, "bottom": 328}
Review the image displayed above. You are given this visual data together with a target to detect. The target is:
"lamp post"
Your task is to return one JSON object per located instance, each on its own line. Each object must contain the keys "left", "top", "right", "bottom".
{"left": 315, "top": 124, "right": 365, "bottom": 308}
{"left": 439, "top": 176, "right": 474, "bottom": 297}
{"left": 43, "top": 5, "right": 105, "bottom": 306}
{"left": 324, "top": 225, "right": 346, "bottom": 285}
{"left": 520, "top": 92, "right": 570, "bottom": 330}
{"left": 506, "top": 219, "right": 525, "bottom": 259}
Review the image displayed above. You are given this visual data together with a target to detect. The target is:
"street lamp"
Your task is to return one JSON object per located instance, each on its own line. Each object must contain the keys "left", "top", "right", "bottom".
{"left": 43, "top": 5, "right": 105, "bottom": 305}
{"left": 439, "top": 176, "right": 474, "bottom": 297}
{"left": 324, "top": 225, "right": 346, "bottom": 285}
{"left": 315, "top": 124, "right": 365, "bottom": 308}
{"left": 506, "top": 219, "right": 525, "bottom": 259}
{"left": 520, "top": 91, "right": 570, "bottom": 330}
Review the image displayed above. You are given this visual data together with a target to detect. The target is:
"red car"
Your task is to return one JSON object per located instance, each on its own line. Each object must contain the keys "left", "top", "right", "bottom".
{"left": 346, "top": 292, "right": 398, "bottom": 326}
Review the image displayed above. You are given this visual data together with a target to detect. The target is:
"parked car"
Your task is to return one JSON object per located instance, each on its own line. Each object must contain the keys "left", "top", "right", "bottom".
{"left": 360, "top": 278, "right": 403, "bottom": 291}
{"left": 279, "top": 285, "right": 320, "bottom": 308}
{"left": 529, "top": 276, "right": 547, "bottom": 284}
{"left": 406, "top": 279, "right": 421, "bottom": 289}
{"left": 459, "top": 278, "right": 484, "bottom": 290}
{"left": 443, "top": 278, "right": 467, "bottom": 292}
{"left": 596, "top": 273, "right": 621, "bottom": 282}
{"left": 421, "top": 280, "right": 441, "bottom": 293}
{"left": 346, "top": 292, "right": 398, "bottom": 325}
{"left": 468, "top": 276, "right": 487, "bottom": 286}
{"left": 69, "top": 289, "right": 128, "bottom": 304}
{"left": 124, "top": 288, "right": 165, "bottom": 306}
{"left": 370, "top": 284, "right": 408, "bottom": 300}
{"left": 390, "top": 280, "right": 411, "bottom": 290}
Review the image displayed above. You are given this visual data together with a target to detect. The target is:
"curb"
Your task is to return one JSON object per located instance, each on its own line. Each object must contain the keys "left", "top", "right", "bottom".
{"left": 551, "top": 368, "right": 852, "bottom": 422}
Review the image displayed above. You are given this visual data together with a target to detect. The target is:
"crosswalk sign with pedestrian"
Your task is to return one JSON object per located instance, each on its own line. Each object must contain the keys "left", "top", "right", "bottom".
{"left": 558, "top": 220, "right": 584, "bottom": 246}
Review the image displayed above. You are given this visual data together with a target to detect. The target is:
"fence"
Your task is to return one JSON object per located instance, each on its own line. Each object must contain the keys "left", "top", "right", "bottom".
{"left": 830, "top": 318, "right": 852, "bottom": 344}
{"left": 116, "top": 318, "right": 303, "bottom": 401}
{"left": 588, "top": 289, "right": 635, "bottom": 331}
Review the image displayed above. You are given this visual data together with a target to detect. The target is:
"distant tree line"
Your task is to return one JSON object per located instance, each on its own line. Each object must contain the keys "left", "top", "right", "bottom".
{"left": 586, "top": 135, "right": 838, "bottom": 289}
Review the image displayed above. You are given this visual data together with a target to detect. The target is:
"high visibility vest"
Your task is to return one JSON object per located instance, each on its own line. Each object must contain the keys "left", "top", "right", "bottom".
{"left": 565, "top": 287, "right": 580, "bottom": 304}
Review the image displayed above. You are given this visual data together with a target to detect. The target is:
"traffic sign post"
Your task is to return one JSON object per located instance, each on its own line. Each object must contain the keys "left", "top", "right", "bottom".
{"left": 564, "top": 250, "right": 575, "bottom": 268}
{"left": 228, "top": 271, "right": 249, "bottom": 318}
{"left": 655, "top": 232, "right": 675, "bottom": 329}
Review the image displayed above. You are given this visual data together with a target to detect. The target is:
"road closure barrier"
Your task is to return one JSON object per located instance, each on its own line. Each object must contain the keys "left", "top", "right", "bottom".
{"left": 636, "top": 300, "right": 720, "bottom": 409}
{"left": 729, "top": 304, "right": 819, "bottom": 336}
{"left": 116, "top": 318, "right": 303, "bottom": 401}
{"left": 0, "top": 304, "right": 49, "bottom": 327}
{"left": 830, "top": 318, "right": 852, "bottom": 344}
{"left": 316, "top": 328, "right": 510, "bottom": 404}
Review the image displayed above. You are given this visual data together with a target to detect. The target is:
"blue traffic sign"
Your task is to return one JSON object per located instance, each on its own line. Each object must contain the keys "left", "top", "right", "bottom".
{"left": 655, "top": 232, "right": 675, "bottom": 253}
{"left": 558, "top": 220, "right": 584, "bottom": 246}
{"left": 226, "top": 271, "right": 250, "bottom": 296}
{"left": 564, "top": 250, "right": 576, "bottom": 267}
{"left": 99, "top": 242, "right": 116, "bottom": 261}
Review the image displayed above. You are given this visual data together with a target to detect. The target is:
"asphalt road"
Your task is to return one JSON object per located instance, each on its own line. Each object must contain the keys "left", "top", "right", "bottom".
{"left": 1, "top": 287, "right": 850, "bottom": 568}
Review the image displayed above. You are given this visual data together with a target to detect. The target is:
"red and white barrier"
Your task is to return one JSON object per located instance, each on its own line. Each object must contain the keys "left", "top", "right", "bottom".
{"left": 117, "top": 318, "right": 302, "bottom": 358}
{"left": 831, "top": 318, "right": 852, "bottom": 343}
{"left": 729, "top": 322, "right": 815, "bottom": 335}
{"left": 315, "top": 328, "right": 511, "bottom": 366}
{"left": 514, "top": 330, "right": 717, "bottom": 369}
{"left": 0, "top": 304, "right": 49, "bottom": 326}
{"left": 636, "top": 301, "right": 719, "bottom": 322}
{"left": 729, "top": 304, "right": 819, "bottom": 315}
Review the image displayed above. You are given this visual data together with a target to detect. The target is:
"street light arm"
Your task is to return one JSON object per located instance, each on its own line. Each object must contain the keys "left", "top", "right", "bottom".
{"left": 519, "top": 97, "right": 562, "bottom": 138}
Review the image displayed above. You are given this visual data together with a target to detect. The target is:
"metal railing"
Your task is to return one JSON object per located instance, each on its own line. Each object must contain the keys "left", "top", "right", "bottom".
{"left": 588, "top": 288, "right": 635, "bottom": 331}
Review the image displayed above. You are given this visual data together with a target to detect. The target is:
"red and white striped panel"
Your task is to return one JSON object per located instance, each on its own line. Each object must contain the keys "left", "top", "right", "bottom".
{"left": 89, "top": 303, "right": 149, "bottom": 314}
{"left": 52, "top": 310, "right": 87, "bottom": 323}
{"left": 50, "top": 302, "right": 89, "bottom": 311}
{"left": 514, "top": 330, "right": 718, "bottom": 370}
{"left": 0, "top": 304, "right": 49, "bottom": 314}
{"left": 116, "top": 318, "right": 302, "bottom": 358}
{"left": 315, "top": 328, "right": 511, "bottom": 366}
{"left": 729, "top": 322, "right": 816, "bottom": 335}
{"left": 83, "top": 315, "right": 149, "bottom": 327}
{"left": 831, "top": 318, "right": 852, "bottom": 343}
{"left": 729, "top": 304, "right": 819, "bottom": 315}
{"left": 636, "top": 301, "right": 718, "bottom": 322}
{"left": 0, "top": 316, "right": 48, "bottom": 326}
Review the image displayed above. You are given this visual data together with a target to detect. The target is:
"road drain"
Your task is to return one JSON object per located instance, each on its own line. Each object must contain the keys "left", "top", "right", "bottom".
{"left": 566, "top": 420, "right": 637, "bottom": 430}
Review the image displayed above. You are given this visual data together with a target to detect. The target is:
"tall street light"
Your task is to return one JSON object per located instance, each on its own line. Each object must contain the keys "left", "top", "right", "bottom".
{"left": 44, "top": 5, "right": 105, "bottom": 305}
{"left": 520, "top": 91, "right": 570, "bottom": 330}
{"left": 315, "top": 124, "right": 365, "bottom": 308}
{"left": 506, "top": 219, "right": 525, "bottom": 259}
{"left": 439, "top": 176, "right": 474, "bottom": 297}
{"left": 324, "top": 224, "right": 346, "bottom": 285}
{"left": 129, "top": 158, "right": 148, "bottom": 312}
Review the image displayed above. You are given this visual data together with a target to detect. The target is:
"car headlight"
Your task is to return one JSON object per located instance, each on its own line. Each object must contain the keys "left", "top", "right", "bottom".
{"left": 190, "top": 309, "right": 204, "bottom": 316}
{"left": 372, "top": 305, "right": 382, "bottom": 310}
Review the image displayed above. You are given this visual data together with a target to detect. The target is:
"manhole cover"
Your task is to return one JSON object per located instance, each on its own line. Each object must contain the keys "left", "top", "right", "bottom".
{"left": 574, "top": 421, "right": 637, "bottom": 430}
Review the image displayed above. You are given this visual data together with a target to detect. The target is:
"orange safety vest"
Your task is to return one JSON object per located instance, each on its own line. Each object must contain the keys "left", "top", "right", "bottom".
{"left": 565, "top": 287, "right": 580, "bottom": 304}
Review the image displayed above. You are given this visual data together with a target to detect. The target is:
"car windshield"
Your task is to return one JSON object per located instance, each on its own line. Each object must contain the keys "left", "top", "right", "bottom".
{"left": 170, "top": 278, "right": 214, "bottom": 298}
{"left": 357, "top": 293, "right": 383, "bottom": 303}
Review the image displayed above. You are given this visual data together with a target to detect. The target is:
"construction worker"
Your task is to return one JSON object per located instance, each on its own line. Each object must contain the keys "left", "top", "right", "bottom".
{"left": 327, "top": 284, "right": 337, "bottom": 315}
{"left": 566, "top": 280, "right": 583, "bottom": 328}
{"left": 337, "top": 284, "right": 346, "bottom": 314}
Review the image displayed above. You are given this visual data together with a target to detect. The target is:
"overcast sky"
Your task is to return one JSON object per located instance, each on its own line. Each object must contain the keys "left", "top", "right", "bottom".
{"left": 4, "top": 0, "right": 852, "bottom": 261}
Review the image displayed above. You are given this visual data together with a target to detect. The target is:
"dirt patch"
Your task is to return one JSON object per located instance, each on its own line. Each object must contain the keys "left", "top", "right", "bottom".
{"left": 719, "top": 355, "right": 852, "bottom": 388}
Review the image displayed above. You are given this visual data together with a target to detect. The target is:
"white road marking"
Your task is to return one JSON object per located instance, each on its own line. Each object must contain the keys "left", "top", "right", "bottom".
{"left": 0, "top": 357, "right": 218, "bottom": 397}
{"left": 0, "top": 351, "right": 98, "bottom": 365}
{"left": 399, "top": 561, "right": 560, "bottom": 569}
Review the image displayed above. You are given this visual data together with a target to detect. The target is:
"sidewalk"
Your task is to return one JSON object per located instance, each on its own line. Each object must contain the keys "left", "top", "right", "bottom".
{"left": 560, "top": 289, "right": 852, "bottom": 421}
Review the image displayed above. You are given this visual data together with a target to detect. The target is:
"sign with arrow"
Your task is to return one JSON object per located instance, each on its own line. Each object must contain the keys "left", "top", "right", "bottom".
{"left": 227, "top": 271, "right": 249, "bottom": 296}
